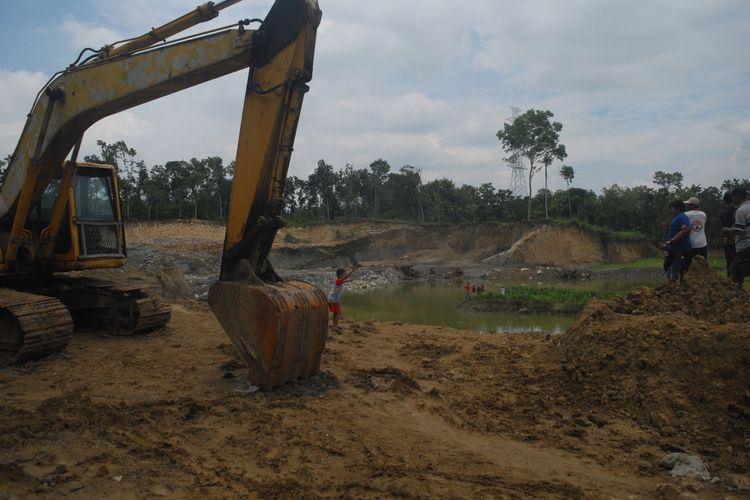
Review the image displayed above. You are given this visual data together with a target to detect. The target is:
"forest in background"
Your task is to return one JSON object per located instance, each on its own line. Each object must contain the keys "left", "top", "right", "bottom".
{"left": 0, "top": 140, "right": 748, "bottom": 247}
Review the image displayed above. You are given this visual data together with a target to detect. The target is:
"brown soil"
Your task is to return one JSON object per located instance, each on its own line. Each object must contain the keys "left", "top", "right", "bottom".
{"left": 0, "top": 308, "right": 676, "bottom": 499}
{"left": 0, "top": 226, "right": 747, "bottom": 498}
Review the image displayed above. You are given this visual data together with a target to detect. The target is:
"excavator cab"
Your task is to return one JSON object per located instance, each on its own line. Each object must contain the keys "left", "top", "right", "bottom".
{"left": 10, "top": 162, "right": 124, "bottom": 271}
{"left": 45, "top": 163, "right": 125, "bottom": 269}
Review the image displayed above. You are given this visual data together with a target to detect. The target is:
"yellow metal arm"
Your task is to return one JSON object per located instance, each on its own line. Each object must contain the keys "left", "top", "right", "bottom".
{"left": 219, "top": 0, "right": 321, "bottom": 282}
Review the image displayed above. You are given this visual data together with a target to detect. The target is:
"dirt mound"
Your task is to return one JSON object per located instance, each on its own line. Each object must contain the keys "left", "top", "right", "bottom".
{"left": 78, "top": 266, "right": 195, "bottom": 302}
{"left": 553, "top": 259, "right": 750, "bottom": 471}
{"left": 483, "top": 224, "right": 650, "bottom": 266}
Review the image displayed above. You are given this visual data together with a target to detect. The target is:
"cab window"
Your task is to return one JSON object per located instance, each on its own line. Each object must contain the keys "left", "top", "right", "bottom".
{"left": 74, "top": 169, "right": 117, "bottom": 221}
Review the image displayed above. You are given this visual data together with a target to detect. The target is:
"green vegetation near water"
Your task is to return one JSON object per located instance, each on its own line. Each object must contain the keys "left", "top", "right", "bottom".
{"left": 474, "top": 286, "right": 620, "bottom": 309}
{"left": 597, "top": 256, "right": 726, "bottom": 270}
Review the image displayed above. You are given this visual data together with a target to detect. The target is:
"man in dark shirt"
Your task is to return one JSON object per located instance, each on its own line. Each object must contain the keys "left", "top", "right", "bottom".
{"left": 656, "top": 200, "right": 691, "bottom": 284}
{"left": 724, "top": 187, "right": 750, "bottom": 288}
{"left": 720, "top": 191, "right": 737, "bottom": 276}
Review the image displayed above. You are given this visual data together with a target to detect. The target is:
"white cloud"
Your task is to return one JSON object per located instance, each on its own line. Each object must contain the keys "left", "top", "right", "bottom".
{"left": 1, "top": 0, "right": 748, "bottom": 194}
{"left": 59, "top": 16, "right": 122, "bottom": 53}
{"left": 0, "top": 69, "right": 48, "bottom": 156}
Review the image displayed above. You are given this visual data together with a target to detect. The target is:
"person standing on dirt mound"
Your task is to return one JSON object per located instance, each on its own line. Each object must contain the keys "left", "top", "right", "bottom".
{"left": 724, "top": 187, "right": 750, "bottom": 289}
{"left": 683, "top": 196, "right": 708, "bottom": 271}
{"left": 720, "top": 191, "right": 737, "bottom": 276}
{"left": 657, "top": 200, "right": 691, "bottom": 284}
{"left": 328, "top": 264, "right": 361, "bottom": 332}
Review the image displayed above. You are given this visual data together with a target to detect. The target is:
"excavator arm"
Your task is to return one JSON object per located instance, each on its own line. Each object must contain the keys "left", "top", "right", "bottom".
{"left": 210, "top": 0, "right": 328, "bottom": 390}
{"left": 1, "top": 0, "right": 327, "bottom": 389}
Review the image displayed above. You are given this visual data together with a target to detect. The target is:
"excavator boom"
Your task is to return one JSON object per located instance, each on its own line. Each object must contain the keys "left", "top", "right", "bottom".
{"left": 209, "top": 0, "right": 327, "bottom": 390}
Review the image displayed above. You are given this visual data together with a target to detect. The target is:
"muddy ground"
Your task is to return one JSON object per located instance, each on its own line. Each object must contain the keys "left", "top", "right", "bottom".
{"left": 1, "top": 221, "right": 748, "bottom": 498}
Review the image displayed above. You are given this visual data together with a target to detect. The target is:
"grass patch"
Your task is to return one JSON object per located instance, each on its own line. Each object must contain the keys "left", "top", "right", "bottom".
{"left": 474, "top": 286, "right": 619, "bottom": 310}
{"left": 598, "top": 256, "right": 726, "bottom": 270}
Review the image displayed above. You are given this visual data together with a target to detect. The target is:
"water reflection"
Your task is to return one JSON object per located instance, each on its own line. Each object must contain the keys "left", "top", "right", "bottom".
{"left": 344, "top": 278, "right": 659, "bottom": 334}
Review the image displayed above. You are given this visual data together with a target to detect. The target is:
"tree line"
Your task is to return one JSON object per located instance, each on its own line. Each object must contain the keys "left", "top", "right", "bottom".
{"left": 0, "top": 137, "right": 747, "bottom": 248}
{"left": 283, "top": 159, "right": 748, "bottom": 246}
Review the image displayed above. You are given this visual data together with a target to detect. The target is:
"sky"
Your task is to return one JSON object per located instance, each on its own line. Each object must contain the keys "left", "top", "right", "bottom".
{"left": 1, "top": 0, "right": 748, "bottom": 195}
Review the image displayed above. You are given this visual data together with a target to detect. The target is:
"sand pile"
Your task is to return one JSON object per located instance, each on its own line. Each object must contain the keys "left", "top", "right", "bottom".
{"left": 554, "top": 259, "right": 750, "bottom": 471}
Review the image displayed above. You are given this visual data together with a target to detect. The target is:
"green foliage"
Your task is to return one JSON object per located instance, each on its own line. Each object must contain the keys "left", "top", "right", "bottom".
{"left": 559, "top": 165, "right": 575, "bottom": 218}
{"left": 497, "top": 109, "right": 567, "bottom": 220}
{"left": 553, "top": 218, "right": 647, "bottom": 241}
{"left": 597, "top": 256, "right": 726, "bottom": 270}
{"left": 60, "top": 138, "right": 749, "bottom": 242}
{"left": 476, "top": 286, "right": 619, "bottom": 309}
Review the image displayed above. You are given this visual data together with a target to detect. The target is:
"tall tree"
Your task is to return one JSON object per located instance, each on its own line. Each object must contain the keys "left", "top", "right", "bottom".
{"left": 186, "top": 158, "right": 209, "bottom": 219}
{"left": 165, "top": 160, "right": 190, "bottom": 219}
{"left": 653, "top": 171, "right": 684, "bottom": 194}
{"left": 205, "top": 156, "right": 228, "bottom": 219}
{"left": 142, "top": 164, "right": 171, "bottom": 220}
{"left": 559, "top": 164, "right": 575, "bottom": 218}
{"left": 369, "top": 159, "right": 391, "bottom": 216}
{"left": 307, "top": 159, "right": 338, "bottom": 220}
{"left": 652, "top": 170, "right": 684, "bottom": 234}
{"left": 496, "top": 109, "right": 566, "bottom": 220}
{"left": 542, "top": 145, "right": 567, "bottom": 219}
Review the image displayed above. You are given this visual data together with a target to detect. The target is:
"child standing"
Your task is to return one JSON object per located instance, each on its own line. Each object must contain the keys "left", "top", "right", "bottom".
{"left": 327, "top": 265, "right": 360, "bottom": 332}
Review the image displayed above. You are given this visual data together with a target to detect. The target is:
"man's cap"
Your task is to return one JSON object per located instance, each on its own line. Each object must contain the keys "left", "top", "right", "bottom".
{"left": 683, "top": 196, "right": 700, "bottom": 207}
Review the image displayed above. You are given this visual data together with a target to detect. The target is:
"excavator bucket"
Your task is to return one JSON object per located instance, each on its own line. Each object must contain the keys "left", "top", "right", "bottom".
{"left": 208, "top": 280, "right": 328, "bottom": 390}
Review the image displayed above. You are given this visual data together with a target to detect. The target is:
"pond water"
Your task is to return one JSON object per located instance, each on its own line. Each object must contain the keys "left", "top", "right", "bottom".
{"left": 343, "top": 277, "right": 660, "bottom": 334}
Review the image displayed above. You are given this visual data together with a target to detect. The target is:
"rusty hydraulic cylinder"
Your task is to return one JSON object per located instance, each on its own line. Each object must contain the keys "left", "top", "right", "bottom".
{"left": 104, "top": 0, "right": 244, "bottom": 59}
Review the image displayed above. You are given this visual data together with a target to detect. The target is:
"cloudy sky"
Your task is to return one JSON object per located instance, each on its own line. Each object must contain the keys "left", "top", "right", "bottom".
{"left": 1, "top": 0, "right": 748, "bottom": 194}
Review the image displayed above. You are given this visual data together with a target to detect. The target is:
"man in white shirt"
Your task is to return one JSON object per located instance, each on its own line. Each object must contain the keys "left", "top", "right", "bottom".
{"left": 683, "top": 196, "right": 708, "bottom": 271}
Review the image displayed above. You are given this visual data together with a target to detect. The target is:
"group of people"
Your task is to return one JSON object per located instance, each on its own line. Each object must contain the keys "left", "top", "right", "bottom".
{"left": 659, "top": 187, "right": 750, "bottom": 288}
{"left": 463, "top": 282, "right": 485, "bottom": 299}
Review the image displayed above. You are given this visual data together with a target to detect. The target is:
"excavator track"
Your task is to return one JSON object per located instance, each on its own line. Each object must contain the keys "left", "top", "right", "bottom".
{"left": 38, "top": 277, "right": 172, "bottom": 335}
{"left": 0, "top": 289, "right": 74, "bottom": 365}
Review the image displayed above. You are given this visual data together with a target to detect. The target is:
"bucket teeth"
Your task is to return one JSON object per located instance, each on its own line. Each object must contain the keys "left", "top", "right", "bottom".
{"left": 208, "top": 280, "right": 328, "bottom": 390}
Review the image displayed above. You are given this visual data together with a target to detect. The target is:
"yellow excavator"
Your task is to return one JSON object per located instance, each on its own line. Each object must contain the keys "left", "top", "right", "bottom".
{"left": 0, "top": 0, "right": 327, "bottom": 389}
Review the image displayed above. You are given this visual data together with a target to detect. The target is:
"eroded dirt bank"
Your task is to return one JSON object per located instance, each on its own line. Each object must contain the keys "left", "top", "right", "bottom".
{"left": 119, "top": 220, "right": 656, "bottom": 299}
